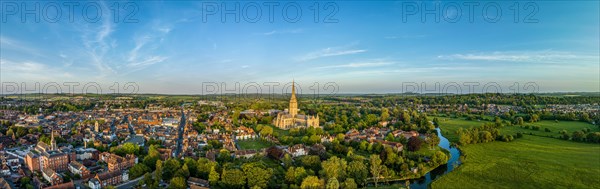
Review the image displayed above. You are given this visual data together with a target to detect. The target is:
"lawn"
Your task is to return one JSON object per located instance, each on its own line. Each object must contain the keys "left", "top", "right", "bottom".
{"left": 237, "top": 139, "right": 274, "bottom": 150}
{"left": 257, "top": 124, "right": 289, "bottom": 137}
{"left": 431, "top": 135, "right": 600, "bottom": 189}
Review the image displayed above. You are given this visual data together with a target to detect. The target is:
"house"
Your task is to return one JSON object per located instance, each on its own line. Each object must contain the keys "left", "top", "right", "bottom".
{"left": 68, "top": 161, "right": 90, "bottom": 178}
{"left": 0, "top": 178, "right": 13, "bottom": 189}
{"left": 0, "top": 165, "right": 9, "bottom": 176}
{"left": 42, "top": 168, "right": 63, "bottom": 186}
{"left": 99, "top": 153, "right": 137, "bottom": 172}
{"left": 187, "top": 177, "right": 210, "bottom": 188}
{"left": 266, "top": 146, "right": 285, "bottom": 160}
{"left": 287, "top": 144, "right": 307, "bottom": 157}
{"left": 75, "top": 148, "right": 99, "bottom": 161}
{"left": 234, "top": 149, "right": 259, "bottom": 159}
{"left": 392, "top": 130, "right": 419, "bottom": 139}
{"left": 90, "top": 170, "right": 128, "bottom": 188}
{"left": 42, "top": 181, "right": 75, "bottom": 189}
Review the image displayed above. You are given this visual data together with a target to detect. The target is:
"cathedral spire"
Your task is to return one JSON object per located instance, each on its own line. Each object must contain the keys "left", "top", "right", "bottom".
{"left": 289, "top": 80, "right": 298, "bottom": 117}
{"left": 291, "top": 80, "right": 296, "bottom": 98}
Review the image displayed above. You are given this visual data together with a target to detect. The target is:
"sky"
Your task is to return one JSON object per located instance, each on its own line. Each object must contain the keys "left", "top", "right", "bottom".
{"left": 1, "top": 1, "right": 599, "bottom": 94}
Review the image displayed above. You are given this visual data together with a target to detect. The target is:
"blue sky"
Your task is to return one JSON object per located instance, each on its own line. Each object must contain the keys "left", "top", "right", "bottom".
{"left": 1, "top": 1, "right": 598, "bottom": 94}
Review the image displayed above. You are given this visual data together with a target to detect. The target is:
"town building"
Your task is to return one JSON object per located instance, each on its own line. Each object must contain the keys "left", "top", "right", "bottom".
{"left": 89, "top": 170, "right": 128, "bottom": 189}
{"left": 42, "top": 168, "right": 63, "bottom": 185}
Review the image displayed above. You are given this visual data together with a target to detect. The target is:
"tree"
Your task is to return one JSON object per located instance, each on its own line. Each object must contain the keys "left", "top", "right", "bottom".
{"left": 430, "top": 151, "right": 448, "bottom": 166}
{"left": 197, "top": 158, "right": 217, "bottom": 179}
{"left": 347, "top": 160, "right": 368, "bottom": 186}
{"left": 301, "top": 176, "right": 324, "bottom": 189}
{"left": 175, "top": 164, "right": 190, "bottom": 178}
{"left": 326, "top": 178, "right": 340, "bottom": 189}
{"left": 155, "top": 160, "right": 163, "bottom": 183}
{"left": 342, "top": 178, "right": 358, "bottom": 189}
{"left": 529, "top": 114, "right": 539, "bottom": 123}
{"left": 402, "top": 112, "right": 411, "bottom": 125}
{"left": 163, "top": 158, "right": 182, "bottom": 181}
{"left": 184, "top": 157, "right": 198, "bottom": 177}
{"left": 6, "top": 129, "right": 13, "bottom": 137}
{"left": 381, "top": 108, "right": 389, "bottom": 122}
{"left": 283, "top": 154, "right": 293, "bottom": 168}
{"left": 479, "top": 131, "right": 494, "bottom": 143}
{"left": 515, "top": 117, "right": 524, "bottom": 125}
{"left": 572, "top": 131, "right": 586, "bottom": 142}
{"left": 208, "top": 166, "right": 220, "bottom": 186}
{"left": 428, "top": 134, "right": 440, "bottom": 149}
{"left": 300, "top": 155, "right": 321, "bottom": 172}
{"left": 130, "top": 164, "right": 151, "bottom": 179}
{"left": 221, "top": 169, "right": 246, "bottom": 188}
{"left": 169, "top": 177, "right": 187, "bottom": 189}
{"left": 242, "top": 162, "right": 273, "bottom": 188}
{"left": 260, "top": 126, "right": 273, "bottom": 136}
{"left": 384, "top": 133, "right": 395, "bottom": 142}
{"left": 369, "top": 155, "right": 384, "bottom": 188}
{"left": 407, "top": 137, "right": 423, "bottom": 151}
{"left": 286, "top": 167, "right": 308, "bottom": 185}
{"left": 586, "top": 132, "right": 600, "bottom": 143}
{"left": 322, "top": 156, "right": 347, "bottom": 181}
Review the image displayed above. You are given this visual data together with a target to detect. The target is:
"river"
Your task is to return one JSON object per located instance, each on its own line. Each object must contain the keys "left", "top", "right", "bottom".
{"left": 404, "top": 127, "right": 461, "bottom": 189}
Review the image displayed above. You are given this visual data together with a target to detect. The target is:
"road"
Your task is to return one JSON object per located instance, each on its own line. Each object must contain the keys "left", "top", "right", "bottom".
{"left": 174, "top": 107, "right": 186, "bottom": 157}
{"left": 124, "top": 115, "right": 136, "bottom": 136}
{"left": 115, "top": 176, "right": 143, "bottom": 189}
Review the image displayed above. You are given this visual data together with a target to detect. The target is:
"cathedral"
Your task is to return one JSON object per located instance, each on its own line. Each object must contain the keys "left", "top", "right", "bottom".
{"left": 274, "top": 81, "right": 320, "bottom": 130}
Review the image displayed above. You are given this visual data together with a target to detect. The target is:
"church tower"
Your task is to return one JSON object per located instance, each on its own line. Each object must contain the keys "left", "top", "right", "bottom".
{"left": 94, "top": 121, "right": 99, "bottom": 133}
{"left": 289, "top": 80, "right": 298, "bottom": 117}
{"left": 50, "top": 130, "right": 57, "bottom": 151}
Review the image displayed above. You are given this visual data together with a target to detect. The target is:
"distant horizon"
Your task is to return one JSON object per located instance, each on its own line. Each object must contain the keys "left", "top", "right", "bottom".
{"left": 2, "top": 91, "right": 599, "bottom": 96}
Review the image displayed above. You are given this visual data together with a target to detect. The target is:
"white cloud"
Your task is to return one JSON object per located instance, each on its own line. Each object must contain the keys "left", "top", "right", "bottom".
{"left": 298, "top": 47, "right": 367, "bottom": 61}
{"left": 125, "top": 22, "right": 172, "bottom": 72}
{"left": 260, "top": 29, "right": 303, "bottom": 36}
{"left": 438, "top": 50, "right": 599, "bottom": 64}
{"left": 0, "top": 36, "right": 43, "bottom": 57}
{"left": 316, "top": 61, "right": 394, "bottom": 69}
{"left": 0, "top": 59, "right": 74, "bottom": 81}
{"left": 80, "top": 1, "right": 116, "bottom": 77}
{"left": 385, "top": 35, "right": 427, "bottom": 39}
{"left": 128, "top": 56, "right": 168, "bottom": 67}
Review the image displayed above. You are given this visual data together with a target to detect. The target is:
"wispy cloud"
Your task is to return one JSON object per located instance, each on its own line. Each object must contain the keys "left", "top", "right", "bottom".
{"left": 259, "top": 29, "right": 303, "bottom": 36}
{"left": 0, "top": 36, "right": 44, "bottom": 57}
{"left": 438, "top": 50, "right": 599, "bottom": 64}
{"left": 80, "top": 1, "right": 116, "bottom": 77}
{"left": 316, "top": 60, "right": 394, "bottom": 69}
{"left": 297, "top": 47, "right": 367, "bottom": 61}
{"left": 128, "top": 56, "right": 168, "bottom": 67}
{"left": 385, "top": 35, "right": 427, "bottom": 39}
{"left": 126, "top": 23, "right": 172, "bottom": 71}
{"left": 0, "top": 59, "right": 74, "bottom": 81}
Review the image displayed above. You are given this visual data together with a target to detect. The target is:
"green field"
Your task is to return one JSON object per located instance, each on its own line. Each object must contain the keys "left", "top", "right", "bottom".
{"left": 434, "top": 117, "right": 598, "bottom": 143}
{"left": 434, "top": 116, "right": 492, "bottom": 142}
{"left": 431, "top": 135, "right": 600, "bottom": 189}
{"left": 504, "top": 120, "right": 600, "bottom": 138}
{"left": 237, "top": 139, "right": 274, "bottom": 150}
